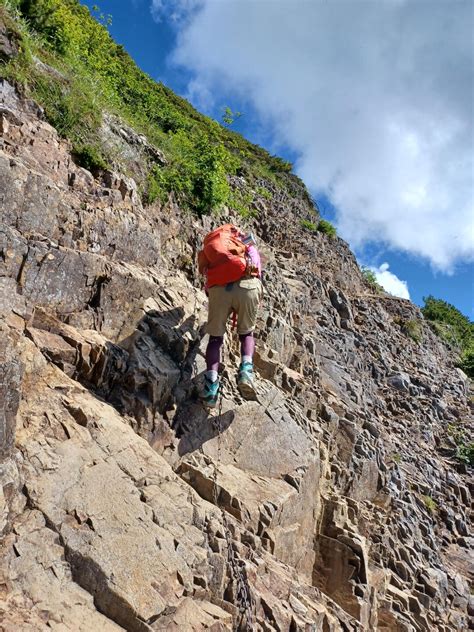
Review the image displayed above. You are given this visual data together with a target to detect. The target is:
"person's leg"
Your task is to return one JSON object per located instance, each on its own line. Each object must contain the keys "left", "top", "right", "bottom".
{"left": 237, "top": 331, "right": 256, "bottom": 398}
{"left": 202, "top": 286, "right": 231, "bottom": 407}
{"left": 202, "top": 335, "right": 223, "bottom": 407}
{"left": 239, "top": 332, "right": 255, "bottom": 365}
{"left": 206, "top": 335, "right": 224, "bottom": 381}
{"left": 235, "top": 280, "right": 261, "bottom": 399}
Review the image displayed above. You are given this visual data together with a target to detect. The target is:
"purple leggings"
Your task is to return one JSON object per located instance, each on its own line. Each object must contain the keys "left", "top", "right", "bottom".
{"left": 206, "top": 333, "right": 255, "bottom": 372}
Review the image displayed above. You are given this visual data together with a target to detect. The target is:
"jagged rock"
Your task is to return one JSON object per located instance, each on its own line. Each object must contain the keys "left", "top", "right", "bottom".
{"left": 0, "top": 21, "right": 18, "bottom": 61}
{"left": 0, "top": 321, "right": 23, "bottom": 534}
{"left": 387, "top": 372, "right": 411, "bottom": 391}
{"left": 0, "top": 75, "right": 472, "bottom": 631}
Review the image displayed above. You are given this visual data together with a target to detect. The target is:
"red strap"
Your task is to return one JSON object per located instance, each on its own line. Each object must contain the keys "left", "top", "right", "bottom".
{"left": 231, "top": 310, "right": 237, "bottom": 331}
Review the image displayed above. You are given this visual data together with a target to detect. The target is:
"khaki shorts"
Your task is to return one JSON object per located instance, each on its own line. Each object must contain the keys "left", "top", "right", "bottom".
{"left": 207, "top": 278, "right": 262, "bottom": 337}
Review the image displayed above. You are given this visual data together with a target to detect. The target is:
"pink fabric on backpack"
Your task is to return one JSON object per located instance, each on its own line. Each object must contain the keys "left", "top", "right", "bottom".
{"left": 247, "top": 244, "right": 261, "bottom": 277}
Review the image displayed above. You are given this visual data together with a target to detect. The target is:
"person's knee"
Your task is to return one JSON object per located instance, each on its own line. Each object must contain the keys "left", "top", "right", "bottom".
{"left": 239, "top": 332, "right": 253, "bottom": 342}
{"left": 208, "top": 335, "right": 224, "bottom": 345}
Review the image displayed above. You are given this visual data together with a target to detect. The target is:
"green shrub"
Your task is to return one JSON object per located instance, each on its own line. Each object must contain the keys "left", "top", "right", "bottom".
{"left": 31, "top": 67, "right": 103, "bottom": 145}
{"left": 362, "top": 267, "right": 377, "bottom": 285}
{"left": 0, "top": 2, "right": 36, "bottom": 84}
{"left": 429, "top": 320, "right": 461, "bottom": 348}
{"left": 361, "top": 267, "right": 384, "bottom": 293}
{"left": 422, "top": 295, "right": 474, "bottom": 378}
{"left": 456, "top": 442, "right": 474, "bottom": 466}
{"left": 394, "top": 318, "right": 422, "bottom": 343}
{"left": 144, "top": 164, "right": 165, "bottom": 205}
{"left": 256, "top": 186, "right": 272, "bottom": 200}
{"left": 221, "top": 105, "right": 241, "bottom": 126}
{"left": 72, "top": 143, "right": 108, "bottom": 173}
{"left": 229, "top": 189, "right": 256, "bottom": 218}
{"left": 459, "top": 344, "right": 474, "bottom": 378}
{"left": 447, "top": 423, "right": 474, "bottom": 466}
{"left": 422, "top": 495, "right": 437, "bottom": 513}
{"left": 317, "top": 219, "right": 336, "bottom": 238}
{"left": 422, "top": 296, "right": 472, "bottom": 346}
{"left": 144, "top": 130, "right": 239, "bottom": 214}
{"left": 17, "top": 0, "right": 70, "bottom": 53}
{"left": 300, "top": 219, "right": 317, "bottom": 232}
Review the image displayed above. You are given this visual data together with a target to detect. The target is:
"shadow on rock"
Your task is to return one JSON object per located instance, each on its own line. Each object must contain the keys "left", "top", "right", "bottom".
{"left": 174, "top": 399, "right": 235, "bottom": 456}
{"left": 27, "top": 306, "right": 205, "bottom": 443}
{"left": 100, "top": 307, "right": 204, "bottom": 437}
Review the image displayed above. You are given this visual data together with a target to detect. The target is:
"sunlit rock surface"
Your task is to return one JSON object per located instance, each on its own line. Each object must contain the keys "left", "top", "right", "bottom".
{"left": 0, "top": 69, "right": 472, "bottom": 632}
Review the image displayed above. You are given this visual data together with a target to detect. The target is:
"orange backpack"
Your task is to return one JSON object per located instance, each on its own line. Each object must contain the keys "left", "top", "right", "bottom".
{"left": 198, "top": 224, "right": 248, "bottom": 287}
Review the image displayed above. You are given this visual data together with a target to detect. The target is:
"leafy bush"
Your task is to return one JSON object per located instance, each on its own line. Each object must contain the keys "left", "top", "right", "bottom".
{"left": 429, "top": 320, "right": 461, "bottom": 348}
{"left": 459, "top": 344, "right": 474, "bottom": 378}
{"left": 32, "top": 70, "right": 102, "bottom": 144}
{"left": 144, "top": 164, "right": 164, "bottom": 205}
{"left": 33, "top": 0, "right": 76, "bottom": 50}
{"left": 221, "top": 105, "right": 241, "bottom": 126}
{"left": 144, "top": 129, "right": 238, "bottom": 214}
{"left": 456, "top": 442, "right": 474, "bottom": 466}
{"left": 300, "top": 219, "right": 317, "bottom": 232}
{"left": 317, "top": 219, "right": 336, "bottom": 238}
{"left": 72, "top": 143, "right": 108, "bottom": 173}
{"left": 422, "top": 296, "right": 472, "bottom": 345}
{"left": 422, "top": 296, "right": 474, "bottom": 378}
{"left": 394, "top": 318, "right": 422, "bottom": 343}
{"left": 229, "top": 189, "right": 256, "bottom": 219}
{"left": 362, "top": 267, "right": 377, "bottom": 285}
{"left": 269, "top": 155, "right": 292, "bottom": 173}
{"left": 447, "top": 422, "right": 474, "bottom": 466}
{"left": 256, "top": 186, "right": 272, "bottom": 200}
{"left": 361, "top": 267, "right": 383, "bottom": 293}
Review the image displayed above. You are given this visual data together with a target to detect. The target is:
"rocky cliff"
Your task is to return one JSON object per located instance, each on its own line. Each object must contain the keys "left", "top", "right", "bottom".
{"left": 0, "top": 32, "right": 473, "bottom": 632}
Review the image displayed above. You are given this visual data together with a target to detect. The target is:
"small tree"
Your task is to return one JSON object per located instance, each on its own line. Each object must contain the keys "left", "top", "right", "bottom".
{"left": 222, "top": 106, "right": 242, "bottom": 127}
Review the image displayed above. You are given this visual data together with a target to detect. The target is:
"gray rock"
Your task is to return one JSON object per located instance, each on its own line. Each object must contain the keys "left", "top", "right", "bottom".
{"left": 387, "top": 372, "right": 411, "bottom": 391}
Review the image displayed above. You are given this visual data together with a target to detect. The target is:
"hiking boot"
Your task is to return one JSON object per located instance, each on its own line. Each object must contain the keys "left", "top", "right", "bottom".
{"left": 238, "top": 361, "right": 257, "bottom": 400}
{"left": 201, "top": 376, "right": 220, "bottom": 408}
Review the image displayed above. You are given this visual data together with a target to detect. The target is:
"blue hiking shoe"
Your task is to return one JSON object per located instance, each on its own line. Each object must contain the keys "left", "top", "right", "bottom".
{"left": 238, "top": 362, "right": 257, "bottom": 400}
{"left": 201, "top": 376, "right": 219, "bottom": 408}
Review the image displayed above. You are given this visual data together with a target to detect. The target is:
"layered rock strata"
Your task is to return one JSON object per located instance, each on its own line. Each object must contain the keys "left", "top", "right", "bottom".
{"left": 0, "top": 76, "right": 472, "bottom": 632}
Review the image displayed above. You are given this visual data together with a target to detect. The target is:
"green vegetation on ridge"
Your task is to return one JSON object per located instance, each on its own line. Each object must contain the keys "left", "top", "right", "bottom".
{"left": 0, "top": 0, "right": 298, "bottom": 215}
{"left": 422, "top": 295, "right": 474, "bottom": 378}
{"left": 300, "top": 218, "right": 337, "bottom": 238}
{"left": 361, "top": 267, "right": 384, "bottom": 293}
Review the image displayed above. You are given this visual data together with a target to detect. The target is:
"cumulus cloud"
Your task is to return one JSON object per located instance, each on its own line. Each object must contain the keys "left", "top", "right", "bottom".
{"left": 153, "top": 0, "right": 473, "bottom": 271}
{"left": 369, "top": 263, "right": 410, "bottom": 299}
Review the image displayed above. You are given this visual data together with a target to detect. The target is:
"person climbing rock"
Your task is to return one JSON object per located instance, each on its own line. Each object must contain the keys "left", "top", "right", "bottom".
{"left": 198, "top": 224, "right": 262, "bottom": 407}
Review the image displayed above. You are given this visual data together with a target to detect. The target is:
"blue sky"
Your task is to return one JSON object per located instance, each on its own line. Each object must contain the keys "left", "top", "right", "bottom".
{"left": 82, "top": 0, "right": 473, "bottom": 319}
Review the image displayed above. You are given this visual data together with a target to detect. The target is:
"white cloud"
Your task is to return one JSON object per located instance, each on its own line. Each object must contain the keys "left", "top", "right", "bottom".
{"left": 154, "top": 0, "right": 473, "bottom": 272}
{"left": 150, "top": 0, "right": 202, "bottom": 24}
{"left": 370, "top": 263, "right": 410, "bottom": 300}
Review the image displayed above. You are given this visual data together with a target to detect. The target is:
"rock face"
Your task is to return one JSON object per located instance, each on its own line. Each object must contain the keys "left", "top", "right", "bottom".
{"left": 0, "top": 76, "right": 473, "bottom": 632}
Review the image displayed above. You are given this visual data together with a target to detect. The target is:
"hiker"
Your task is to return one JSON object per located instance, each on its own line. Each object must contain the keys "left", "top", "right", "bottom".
{"left": 198, "top": 224, "right": 262, "bottom": 407}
